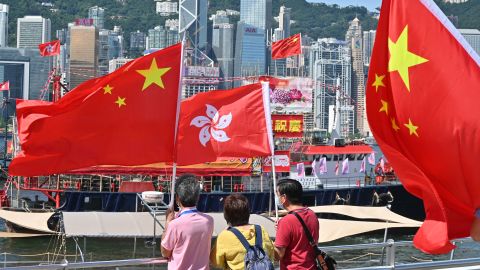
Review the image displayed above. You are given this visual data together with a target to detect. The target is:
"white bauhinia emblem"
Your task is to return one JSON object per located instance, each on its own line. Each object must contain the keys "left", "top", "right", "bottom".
{"left": 190, "top": 104, "right": 232, "bottom": 147}
{"left": 46, "top": 44, "right": 53, "bottom": 53}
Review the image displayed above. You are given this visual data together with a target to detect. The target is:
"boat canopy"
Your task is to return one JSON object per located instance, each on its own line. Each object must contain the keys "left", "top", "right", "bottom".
{"left": 69, "top": 158, "right": 254, "bottom": 176}
{"left": 304, "top": 145, "right": 373, "bottom": 155}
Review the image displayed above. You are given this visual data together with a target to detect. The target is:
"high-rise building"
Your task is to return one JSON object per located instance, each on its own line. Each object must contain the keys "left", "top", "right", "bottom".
{"left": 212, "top": 14, "right": 234, "bottom": 89}
{"left": 88, "top": 6, "right": 105, "bottom": 29}
{"left": 309, "top": 38, "right": 352, "bottom": 138}
{"left": 183, "top": 66, "right": 219, "bottom": 98}
{"left": 130, "top": 30, "right": 146, "bottom": 50}
{"left": 278, "top": 5, "right": 291, "bottom": 38}
{"left": 165, "top": 19, "right": 179, "bottom": 31}
{"left": 98, "top": 29, "right": 124, "bottom": 76}
{"left": 240, "top": 0, "right": 272, "bottom": 31}
{"left": 346, "top": 17, "right": 368, "bottom": 136}
{"left": 459, "top": 29, "right": 480, "bottom": 57}
{"left": 69, "top": 25, "right": 98, "bottom": 89}
{"left": 109, "top": 58, "right": 132, "bottom": 73}
{"left": 0, "top": 4, "right": 8, "bottom": 47}
{"left": 363, "top": 30, "right": 376, "bottom": 67}
{"left": 179, "top": 0, "right": 208, "bottom": 55}
{"left": 0, "top": 48, "right": 51, "bottom": 102}
{"left": 146, "top": 25, "right": 178, "bottom": 50}
{"left": 234, "top": 22, "right": 267, "bottom": 85}
{"left": 155, "top": 0, "right": 178, "bottom": 16}
{"left": 17, "top": 16, "right": 51, "bottom": 49}
{"left": 236, "top": 0, "right": 272, "bottom": 83}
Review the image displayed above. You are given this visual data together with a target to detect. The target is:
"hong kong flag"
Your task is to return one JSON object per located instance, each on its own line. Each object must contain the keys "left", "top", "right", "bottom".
{"left": 38, "top": 40, "right": 60, "bottom": 57}
{"left": 367, "top": 0, "right": 480, "bottom": 254}
{"left": 175, "top": 83, "right": 274, "bottom": 165}
{"left": 0, "top": 81, "right": 9, "bottom": 91}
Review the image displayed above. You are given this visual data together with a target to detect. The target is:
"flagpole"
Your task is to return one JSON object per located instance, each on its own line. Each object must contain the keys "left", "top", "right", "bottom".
{"left": 169, "top": 34, "right": 186, "bottom": 209}
{"left": 271, "top": 153, "right": 279, "bottom": 220}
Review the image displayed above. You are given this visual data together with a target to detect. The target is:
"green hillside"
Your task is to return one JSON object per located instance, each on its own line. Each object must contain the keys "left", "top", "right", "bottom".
{"left": 1, "top": 0, "right": 478, "bottom": 54}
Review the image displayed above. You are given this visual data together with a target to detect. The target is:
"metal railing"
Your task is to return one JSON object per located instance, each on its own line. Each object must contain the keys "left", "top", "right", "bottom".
{"left": 1, "top": 257, "right": 167, "bottom": 269}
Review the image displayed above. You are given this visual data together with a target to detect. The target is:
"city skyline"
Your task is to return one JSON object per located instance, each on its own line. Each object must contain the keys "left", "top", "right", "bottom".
{"left": 308, "top": 0, "right": 382, "bottom": 11}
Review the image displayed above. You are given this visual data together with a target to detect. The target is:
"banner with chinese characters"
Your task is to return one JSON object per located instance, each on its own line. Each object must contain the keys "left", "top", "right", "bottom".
{"left": 260, "top": 76, "right": 313, "bottom": 113}
{"left": 271, "top": 114, "right": 303, "bottom": 138}
{"left": 262, "top": 150, "right": 290, "bottom": 172}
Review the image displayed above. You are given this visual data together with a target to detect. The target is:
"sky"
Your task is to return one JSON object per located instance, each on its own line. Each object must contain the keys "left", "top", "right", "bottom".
{"left": 307, "top": 0, "right": 383, "bottom": 11}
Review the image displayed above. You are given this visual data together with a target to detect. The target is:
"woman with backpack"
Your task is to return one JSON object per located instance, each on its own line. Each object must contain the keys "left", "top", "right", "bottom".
{"left": 210, "top": 194, "right": 275, "bottom": 270}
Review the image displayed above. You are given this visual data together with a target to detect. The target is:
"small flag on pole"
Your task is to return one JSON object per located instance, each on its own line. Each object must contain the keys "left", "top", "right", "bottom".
{"left": 319, "top": 157, "right": 327, "bottom": 174}
{"left": 342, "top": 158, "right": 349, "bottom": 175}
{"left": 367, "top": 152, "right": 375, "bottom": 165}
{"left": 296, "top": 162, "right": 305, "bottom": 177}
{"left": 360, "top": 157, "right": 366, "bottom": 173}
{"left": 0, "top": 81, "right": 9, "bottom": 91}
{"left": 38, "top": 40, "right": 60, "bottom": 57}
{"left": 335, "top": 161, "right": 339, "bottom": 175}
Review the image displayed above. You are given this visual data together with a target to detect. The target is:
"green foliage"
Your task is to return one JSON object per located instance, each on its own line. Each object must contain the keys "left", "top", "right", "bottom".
{"left": 2, "top": 0, "right": 478, "bottom": 50}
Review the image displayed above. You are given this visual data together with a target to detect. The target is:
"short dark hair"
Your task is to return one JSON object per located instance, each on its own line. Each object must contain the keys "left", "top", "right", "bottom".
{"left": 223, "top": 194, "right": 250, "bottom": 226}
{"left": 175, "top": 174, "right": 200, "bottom": 207}
{"left": 277, "top": 178, "right": 303, "bottom": 205}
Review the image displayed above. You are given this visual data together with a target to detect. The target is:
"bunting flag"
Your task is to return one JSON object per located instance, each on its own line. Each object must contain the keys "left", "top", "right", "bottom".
{"left": 335, "top": 161, "right": 339, "bottom": 176}
{"left": 296, "top": 162, "right": 305, "bottom": 177}
{"left": 367, "top": 152, "right": 376, "bottom": 165}
{"left": 366, "top": 0, "right": 480, "bottom": 254}
{"left": 342, "top": 158, "right": 349, "bottom": 175}
{"left": 38, "top": 40, "right": 61, "bottom": 57}
{"left": 9, "top": 43, "right": 182, "bottom": 176}
{"left": 360, "top": 157, "right": 366, "bottom": 173}
{"left": 311, "top": 158, "right": 319, "bottom": 177}
{"left": 0, "top": 81, "right": 9, "bottom": 91}
{"left": 319, "top": 157, "right": 327, "bottom": 175}
{"left": 271, "top": 33, "right": 302, "bottom": 59}
{"left": 175, "top": 83, "right": 273, "bottom": 165}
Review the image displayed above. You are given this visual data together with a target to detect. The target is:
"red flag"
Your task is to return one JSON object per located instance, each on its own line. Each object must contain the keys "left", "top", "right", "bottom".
{"left": 0, "top": 81, "right": 9, "bottom": 91}
{"left": 271, "top": 33, "right": 302, "bottom": 59}
{"left": 367, "top": 0, "right": 480, "bottom": 254}
{"left": 38, "top": 40, "right": 61, "bottom": 57}
{"left": 175, "top": 83, "right": 273, "bottom": 165}
{"left": 9, "top": 43, "right": 182, "bottom": 176}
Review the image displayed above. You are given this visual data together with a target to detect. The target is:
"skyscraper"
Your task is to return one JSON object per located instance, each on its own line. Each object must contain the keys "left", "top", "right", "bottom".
{"left": 346, "top": 17, "right": 368, "bottom": 136}
{"left": 88, "top": 6, "right": 105, "bottom": 29}
{"left": 212, "top": 11, "right": 234, "bottom": 89}
{"left": 130, "top": 30, "right": 146, "bottom": 50}
{"left": 0, "top": 4, "right": 8, "bottom": 47}
{"left": 17, "top": 16, "right": 51, "bottom": 49}
{"left": 179, "top": 0, "right": 208, "bottom": 55}
{"left": 238, "top": 0, "right": 272, "bottom": 79}
{"left": 309, "top": 38, "right": 353, "bottom": 138}
{"left": 146, "top": 25, "right": 178, "bottom": 50}
{"left": 69, "top": 25, "right": 98, "bottom": 89}
{"left": 363, "top": 30, "right": 376, "bottom": 66}
{"left": 459, "top": 29, "right": 480, "bottom": 57}
{"left": 278, "top": 5, "right": 291, "bottom": 38}
{"left": 98, "top": 29, "right": 123, "bottom": 76}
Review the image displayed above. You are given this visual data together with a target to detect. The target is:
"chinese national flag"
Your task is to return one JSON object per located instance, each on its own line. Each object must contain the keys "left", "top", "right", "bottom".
{"left": 271, "top": 33, "right": 302, "bottom": 59}
{"left": 367, "top": 0, "right": 480, "bottom": 254}
{"left": 38, "top": 40, "right": 61, "bottom": 57}
{"left": 0, "top": 81, "right": 9, "bottom": 91}
{"left": 9, "top": 43, "right": 182, "bottom": 176}
{"left": 175, "top": 83, "right": 273, "bottom": 165}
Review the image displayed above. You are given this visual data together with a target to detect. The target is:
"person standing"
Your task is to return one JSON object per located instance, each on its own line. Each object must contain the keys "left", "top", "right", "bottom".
{"left": 161, "top": 174, "right": 214, "bottom": 269}
{"left": 210, "top": 194, "right": 274, "bottom": 269}
{"left": 274, "top": 179, "right": 319, "bottom": 270}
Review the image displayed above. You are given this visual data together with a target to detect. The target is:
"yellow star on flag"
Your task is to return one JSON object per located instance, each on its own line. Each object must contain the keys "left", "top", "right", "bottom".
{"left": 103, "top": 85, "right": 113, "bottom": 94}
{"left": 136, "top": 58, "right": 171, "bottom": 91}
{"left": 115, "top": 96, "right": 126, "bottom": 108}
{"left": 388, "top": 25, "right": 429, "bottom": 92}
{"left": 404, "top": 118, "right": 419, "bottom": 137}
{"left": 391, "top": 117, "right": 400, "bottom": 131}
{"left": 372, "top": 74, "right": 385, "bottom": 92}
{"left": 379, "top": 100, "right": 389, "bottom": 115}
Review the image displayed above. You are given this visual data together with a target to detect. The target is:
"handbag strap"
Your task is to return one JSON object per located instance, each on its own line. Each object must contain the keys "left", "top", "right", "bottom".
{"left": 254, "top": 224, "right": 262, "bottom": 247}
{"left": 290, "top": 211, "right": 316, "bottom": 247}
